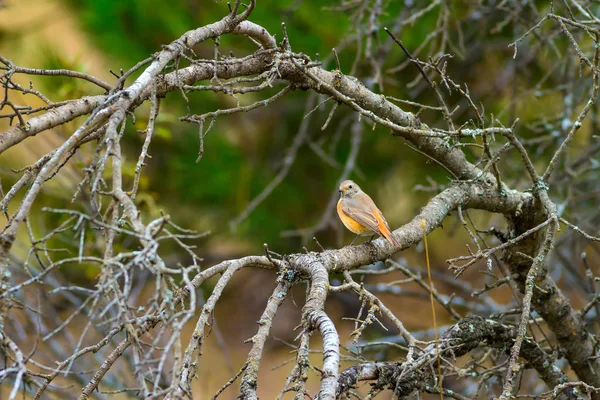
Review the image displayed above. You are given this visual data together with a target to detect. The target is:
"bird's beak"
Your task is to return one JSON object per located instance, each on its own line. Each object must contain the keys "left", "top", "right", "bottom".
{"left": 338, "top": 189, "right": 342, "bottom": 193}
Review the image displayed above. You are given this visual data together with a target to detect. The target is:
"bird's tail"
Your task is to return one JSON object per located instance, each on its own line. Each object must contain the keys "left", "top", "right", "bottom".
{"left": 383, "top": 230, "right": 400, "bottom": 247}
{"left": 375, "top": 213, "right": 400, "bottom": 248}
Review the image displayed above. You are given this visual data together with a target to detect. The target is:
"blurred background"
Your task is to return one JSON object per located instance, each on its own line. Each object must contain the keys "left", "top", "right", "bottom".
{"left": 1, "top": 0, "right": 599, "bottom": 398}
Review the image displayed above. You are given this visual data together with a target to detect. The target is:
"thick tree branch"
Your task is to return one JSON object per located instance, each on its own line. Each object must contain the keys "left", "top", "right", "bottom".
{"left": 337, "top": 316, "right": 585, "bottom": 400}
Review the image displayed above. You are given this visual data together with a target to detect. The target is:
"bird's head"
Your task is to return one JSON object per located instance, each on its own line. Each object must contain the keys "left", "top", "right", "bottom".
{"left": 339, "top": 180, "right": 361, "bottom": 198}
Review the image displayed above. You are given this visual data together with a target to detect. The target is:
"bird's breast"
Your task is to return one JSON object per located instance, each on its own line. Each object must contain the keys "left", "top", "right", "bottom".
{"left": 337, "top": 199, "right": 370, "bottom": 234}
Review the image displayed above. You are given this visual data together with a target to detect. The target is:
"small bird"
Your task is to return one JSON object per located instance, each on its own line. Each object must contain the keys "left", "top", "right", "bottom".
{"left": 337, "top": 180, "right": 400, "bottom": 247}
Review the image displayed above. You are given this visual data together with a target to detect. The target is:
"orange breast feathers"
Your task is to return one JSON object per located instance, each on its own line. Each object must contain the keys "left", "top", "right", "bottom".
{"left": 337, "top": 199, "right": 370, "bottom": 235}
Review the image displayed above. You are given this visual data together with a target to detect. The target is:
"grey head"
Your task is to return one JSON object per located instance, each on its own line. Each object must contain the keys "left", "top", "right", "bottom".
{"left": 339, "top": 180, "right": 362, "bottom": 199}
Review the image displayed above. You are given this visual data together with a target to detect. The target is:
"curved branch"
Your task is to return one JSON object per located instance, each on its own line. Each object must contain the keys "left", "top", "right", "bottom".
{"left": 278, "top": 59, "right": 484, "bottom": 181}
{"left": 300, "top": 261, "right": 340, "bottom": 399}
{"left": 310, "top": 311, "right": 340, "bottom": 400}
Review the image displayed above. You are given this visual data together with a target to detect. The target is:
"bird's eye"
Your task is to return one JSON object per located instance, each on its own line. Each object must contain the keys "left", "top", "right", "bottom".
{"left": 349, "top": 185, "right": 353, "bottom": 189}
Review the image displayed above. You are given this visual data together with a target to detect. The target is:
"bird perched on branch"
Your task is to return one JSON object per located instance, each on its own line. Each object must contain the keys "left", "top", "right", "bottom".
{"left": 337, "top": 180, "right": 400, "bottom": 247}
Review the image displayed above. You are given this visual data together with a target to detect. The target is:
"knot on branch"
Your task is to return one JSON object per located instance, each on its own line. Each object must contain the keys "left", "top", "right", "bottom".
{"left": 336, "top": 362, "right": 399, "bottom": 396}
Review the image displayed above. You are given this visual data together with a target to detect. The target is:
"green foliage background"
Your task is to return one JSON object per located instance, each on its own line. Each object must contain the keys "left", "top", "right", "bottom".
{"left": 59, "top": 0, "right": 437, "bottom": 252}
{"left": 5, "top": 0, "right": 592, "bottom": 268}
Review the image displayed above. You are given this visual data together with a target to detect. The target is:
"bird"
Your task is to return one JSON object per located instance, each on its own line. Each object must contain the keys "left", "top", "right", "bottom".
{"left": 337, "top": 180, "right": 400, "bottom": 247}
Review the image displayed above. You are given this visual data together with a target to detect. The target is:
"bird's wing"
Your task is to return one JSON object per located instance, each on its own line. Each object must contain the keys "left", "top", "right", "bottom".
{"left": 343, "top": 194, "right": 400, "bottom": 246}
{"left": 341, "top": 195, "right": 380, "bottom": 233}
